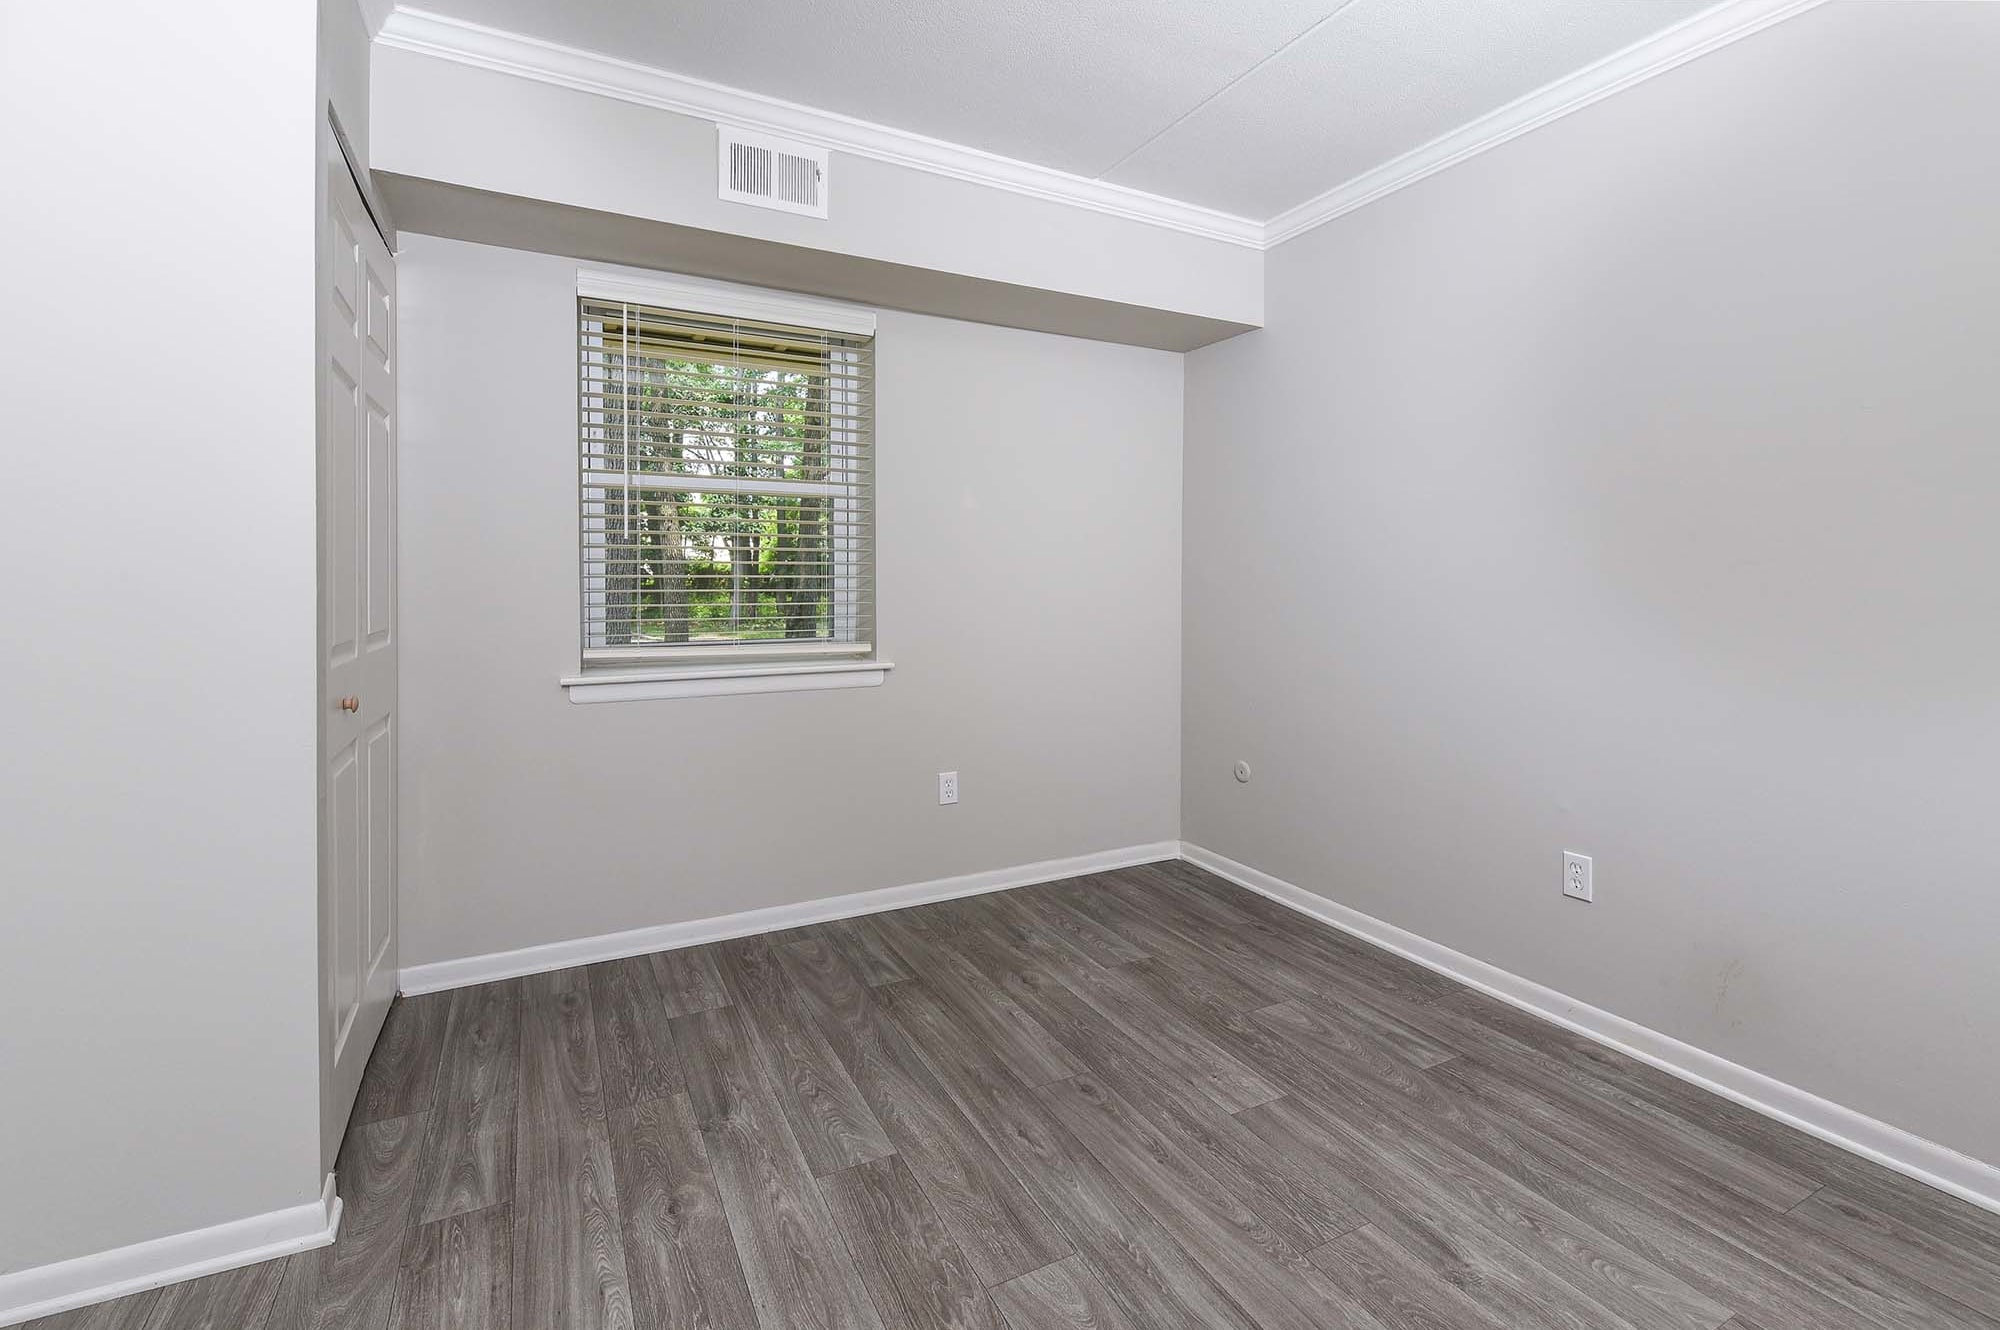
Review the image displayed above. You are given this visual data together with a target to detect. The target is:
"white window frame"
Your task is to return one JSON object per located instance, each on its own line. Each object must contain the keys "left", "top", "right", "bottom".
{"left": 563, "top": 265, "right": 890, "bottom": 702}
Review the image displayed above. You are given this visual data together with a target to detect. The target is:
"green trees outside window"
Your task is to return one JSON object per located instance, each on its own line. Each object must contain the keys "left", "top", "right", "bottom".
{"left": 591, "top": 351, "right": 838, "bottom": 645}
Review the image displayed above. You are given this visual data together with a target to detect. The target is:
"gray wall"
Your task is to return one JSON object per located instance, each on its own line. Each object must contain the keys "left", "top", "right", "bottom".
{"left": 0, "top": 0, "right": 324, "bottom": 1272}
{"left": 1182, "top": 0, "right": 2000, "bottom": 1166}
{"left": 398, "top": 236, "right": 1182, "bottom": 968}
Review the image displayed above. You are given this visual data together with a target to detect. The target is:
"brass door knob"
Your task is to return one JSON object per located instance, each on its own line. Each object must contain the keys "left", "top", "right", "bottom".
{"left": 339, "top": 696, "right": 361, "bottom": 713}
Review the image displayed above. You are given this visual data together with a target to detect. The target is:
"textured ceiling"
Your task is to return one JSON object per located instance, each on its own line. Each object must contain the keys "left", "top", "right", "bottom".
{"left": 406, "top": 0, "right": 1723, "bottom": 218}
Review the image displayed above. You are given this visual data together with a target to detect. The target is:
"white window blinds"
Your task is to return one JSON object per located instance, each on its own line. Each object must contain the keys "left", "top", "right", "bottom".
{"left": 578, "top": 290, "right": 874, "bottom": 666}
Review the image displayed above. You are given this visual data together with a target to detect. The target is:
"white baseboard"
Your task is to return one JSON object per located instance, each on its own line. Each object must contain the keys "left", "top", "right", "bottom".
{"left": 0, "top": 1173, "right": 340, "bottom": 1328}
{"left": 398, "top": 842, "right": 1181, "bottom": 996}
{"left": 1179, "top": 841, "right": 2000, "bottom": 1217}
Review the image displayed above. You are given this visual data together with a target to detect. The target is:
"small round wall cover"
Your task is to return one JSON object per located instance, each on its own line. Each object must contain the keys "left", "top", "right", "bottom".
{"left": 1233, "top": 760, "right": 1252, "bottom": 783}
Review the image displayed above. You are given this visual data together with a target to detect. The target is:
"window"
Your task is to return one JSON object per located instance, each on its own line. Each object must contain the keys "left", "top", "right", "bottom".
{"left": 569, "top": 271, "right": 882, "bottom": 700}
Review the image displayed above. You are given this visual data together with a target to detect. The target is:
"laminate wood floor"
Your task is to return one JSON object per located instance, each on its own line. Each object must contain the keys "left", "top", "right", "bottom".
{"left": 36, "top": 862, "right": 2000, "bottom": 1330}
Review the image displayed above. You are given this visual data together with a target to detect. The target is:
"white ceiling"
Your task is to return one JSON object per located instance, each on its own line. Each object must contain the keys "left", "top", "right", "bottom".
{"left": 403, "top": 0, "right": 1724, "bottom": 219}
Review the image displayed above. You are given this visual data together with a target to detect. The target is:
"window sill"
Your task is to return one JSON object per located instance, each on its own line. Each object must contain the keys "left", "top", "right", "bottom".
{"left": 561, "top": 659, "right": 893, "bottom": 703}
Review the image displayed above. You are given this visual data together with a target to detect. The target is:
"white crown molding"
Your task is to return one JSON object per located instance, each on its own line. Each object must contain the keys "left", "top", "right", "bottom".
{"left": 1180, "top": 842, "right": 2000, "bottom": 1218}
{"left": 379, "top": 0, "right": 1832, "bottom": 255}
{"left": 0, "top": 1174, "right": 340, "bottom": 1328}
{"left": 1264, "top": 0, "right": 1833, "bottom": 246}
{"left": 356, "top": 0, "right": 395, "bottom": 39}
{"left": 397, "top": 842, "right": 1181, "bottom": 994}
{"left": 373, "top": 8, "right": 1265, "bottom": 249}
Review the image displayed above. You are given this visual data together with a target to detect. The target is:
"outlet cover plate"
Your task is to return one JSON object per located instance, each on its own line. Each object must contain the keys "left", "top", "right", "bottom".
{"left": 1563, "top": 851, "right": 1593, "bottom": 902}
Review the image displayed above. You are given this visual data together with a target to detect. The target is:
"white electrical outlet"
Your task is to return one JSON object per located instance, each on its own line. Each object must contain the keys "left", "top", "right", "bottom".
{"left": 938, "top": 771, "right": 959, "bottom": 805}
{"left": 1562, "top": 851, "right": 1593, "bottom": 902}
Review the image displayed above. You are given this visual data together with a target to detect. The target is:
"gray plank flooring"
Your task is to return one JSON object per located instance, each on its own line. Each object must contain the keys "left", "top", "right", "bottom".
{"left": 605, "top": 1092, "right": 757, "bottom": 1330}
{"left": 32, "top": 864, "right": 2000, "bottom": 1330}
{"left": 509, "top": 967, "right": 632, "bottom": 1330}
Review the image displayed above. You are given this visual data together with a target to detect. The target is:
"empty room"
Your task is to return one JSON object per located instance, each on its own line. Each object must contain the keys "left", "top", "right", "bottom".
{"left": 4, "top": 0, "right": 1998, "bottom": 1326}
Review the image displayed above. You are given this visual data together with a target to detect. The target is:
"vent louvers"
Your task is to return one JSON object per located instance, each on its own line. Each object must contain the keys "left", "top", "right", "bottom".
{"left": 717, "top": 126, "right": 829, "bottom": 218}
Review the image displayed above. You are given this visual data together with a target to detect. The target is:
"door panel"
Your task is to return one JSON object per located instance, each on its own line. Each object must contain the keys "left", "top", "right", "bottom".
{"left": 321, "top": 141, "right": 398, "bottom": 1168}
{"left": 328, "top": 361, "right": 359, "bottom": 667}
{"left": 366, "top": 715, "right": 395, "bottom": 976}
{"left": 366, "top": 404, "right": 394, "bottom": 641}
{"left": 329, "top": 745, "right": 361, "bottom": 1059}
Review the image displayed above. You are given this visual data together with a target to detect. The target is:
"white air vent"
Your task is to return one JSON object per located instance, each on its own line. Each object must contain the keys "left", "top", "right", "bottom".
{"left": 717, "top": 126, "right": 829, "bottom": 218}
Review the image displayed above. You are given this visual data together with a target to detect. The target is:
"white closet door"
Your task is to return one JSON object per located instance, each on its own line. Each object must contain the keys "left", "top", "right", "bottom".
{"left": 321, "top": 146, "right": 398, "bottom": 1166}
